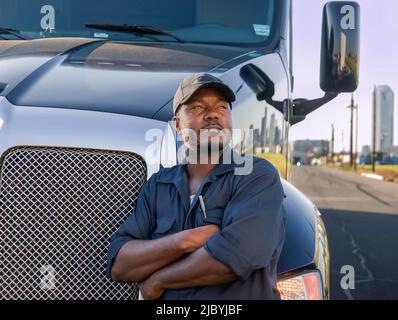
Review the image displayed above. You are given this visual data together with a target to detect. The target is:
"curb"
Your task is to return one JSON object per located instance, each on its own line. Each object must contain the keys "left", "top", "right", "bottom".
{"left": 360, "top": 173, "right": 384, "bottom": 181}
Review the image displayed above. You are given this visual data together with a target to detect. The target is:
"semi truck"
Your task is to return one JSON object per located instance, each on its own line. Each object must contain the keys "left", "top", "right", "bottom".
{"left": 0, "top": 0, "right": 359, "bottom": 299}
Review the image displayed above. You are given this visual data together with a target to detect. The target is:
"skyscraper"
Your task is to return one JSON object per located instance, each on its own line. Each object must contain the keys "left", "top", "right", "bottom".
{"left": 268, "top": 113, "right": 276, "bottom": 146}
{"left": 372, "top": 85, "right": 394, "bottom": 154}
{"left": 260, "top": 107, "right": 268, "bottom": 148}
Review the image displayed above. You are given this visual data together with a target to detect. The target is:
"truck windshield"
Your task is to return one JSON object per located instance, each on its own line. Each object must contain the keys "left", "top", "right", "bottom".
{"left": 0, "top": 0, "right": 278, "bottom": 46}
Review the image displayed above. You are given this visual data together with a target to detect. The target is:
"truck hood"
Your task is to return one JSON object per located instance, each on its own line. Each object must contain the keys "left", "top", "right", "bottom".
{"left": 0, "top": 95, "right": 174, "bottom": 178}
{"left": 0, "top": 38, "right": 253, "bottom": 120}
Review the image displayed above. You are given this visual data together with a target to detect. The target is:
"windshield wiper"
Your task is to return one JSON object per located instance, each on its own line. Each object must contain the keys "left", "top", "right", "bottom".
{"left": 85, "top": 24, "right": 184, "bottom": 43}
{"left": 0, "top": 27, "right": 27, "bottom": 40}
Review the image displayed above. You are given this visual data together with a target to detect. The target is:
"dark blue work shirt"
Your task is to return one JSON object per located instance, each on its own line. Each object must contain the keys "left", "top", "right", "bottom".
{"left": 107, "top": 154, "right": 286, "bottom": 300}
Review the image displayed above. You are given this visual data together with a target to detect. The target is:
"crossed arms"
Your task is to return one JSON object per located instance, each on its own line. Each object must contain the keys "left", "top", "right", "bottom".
{"left": 110, "top": 225, "right": 237, "bottom": 300}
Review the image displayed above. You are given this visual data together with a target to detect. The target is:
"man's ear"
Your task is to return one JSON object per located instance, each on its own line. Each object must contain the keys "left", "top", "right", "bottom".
{"left": 172, "top": 115, "right": 180, "bottom": 133}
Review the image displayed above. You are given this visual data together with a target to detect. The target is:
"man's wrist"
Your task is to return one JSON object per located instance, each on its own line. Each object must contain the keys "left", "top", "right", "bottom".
{"left": 176, "top": 229, "right": 197, "bottom": 253}
{"left": 149, "top": 270, "right": 164, "bottom": 290}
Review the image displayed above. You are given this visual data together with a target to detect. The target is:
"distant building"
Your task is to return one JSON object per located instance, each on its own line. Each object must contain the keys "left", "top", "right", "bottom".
{"left": 268, "top": 114, "right": 276, "bottom": 146}
{"left": 274, "top": 127, "right": 281, "bottom": 146}
{"left": 359, "top": 145, "right": 372, "bottom": 165}
{"left": 391, "top": 146, "right": 398, "bottom": 164}
{"left": 253, "top": 128, "right": 260, "bottom": 149}
{"left": 361, "top": 145, "right": 371, "bottom": 156}
{"left": 245, "top": 124, "right": 254, "bottom": 153}
{"left": 372, "top": 85, "right": 394, "bottom": 154}
{"left": 392, "top": 146, "right": 398, "bottom": 157}
{"left": 260, "top": 108, "right": 268, "bottom": 147}
{"left": 293, "top": 140, "right": 330, "bottom": 165}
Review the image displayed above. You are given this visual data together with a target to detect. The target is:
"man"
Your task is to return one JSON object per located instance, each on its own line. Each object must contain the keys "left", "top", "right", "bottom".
{"left": 106, "top": 73, "right": 286, "bottom": 300}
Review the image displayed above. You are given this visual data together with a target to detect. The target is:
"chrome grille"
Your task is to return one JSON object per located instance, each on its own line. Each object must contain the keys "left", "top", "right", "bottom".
{"left": 0, "top": 147, "right": 147, "bottom": 300}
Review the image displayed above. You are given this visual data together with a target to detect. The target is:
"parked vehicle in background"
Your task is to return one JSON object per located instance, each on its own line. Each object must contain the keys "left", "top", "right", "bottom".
{"left": 0, "top": 0, "right": 359, "bottom": 300}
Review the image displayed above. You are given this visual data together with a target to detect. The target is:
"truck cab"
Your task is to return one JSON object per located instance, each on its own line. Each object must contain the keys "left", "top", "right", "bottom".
{"left": 0, "top": 0, "right": 359, "bottom": 299}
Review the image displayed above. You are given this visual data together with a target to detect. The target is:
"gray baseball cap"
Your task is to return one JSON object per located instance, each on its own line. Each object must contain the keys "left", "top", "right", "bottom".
{"left": 173, "top": 73, "right": 236, "bottom": 115}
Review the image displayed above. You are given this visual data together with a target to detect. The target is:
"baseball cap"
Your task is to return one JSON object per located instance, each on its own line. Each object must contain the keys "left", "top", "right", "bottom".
{"left": 173, "top": 73, "right": 236, "bottom": 115}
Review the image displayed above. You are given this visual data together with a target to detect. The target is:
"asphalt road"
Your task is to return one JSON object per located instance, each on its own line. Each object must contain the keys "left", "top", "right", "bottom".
{"left": 291, "top": 165, "right": 398, "bottom": 300}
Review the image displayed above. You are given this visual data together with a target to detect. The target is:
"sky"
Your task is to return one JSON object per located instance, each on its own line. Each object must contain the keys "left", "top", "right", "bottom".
{"left": 292, "top": 0, "right": 398, "bottom": 152}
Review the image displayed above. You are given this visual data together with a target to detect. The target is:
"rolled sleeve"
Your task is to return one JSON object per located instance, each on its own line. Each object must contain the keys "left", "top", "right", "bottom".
{"left": 106, "top": 175, "right": 156, "bottom": 278}
{"left": 204, "top": 166, "right": 285, "bottom": 281}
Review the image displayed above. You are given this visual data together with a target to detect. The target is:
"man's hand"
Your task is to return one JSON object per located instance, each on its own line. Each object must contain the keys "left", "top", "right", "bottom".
{"left": 138, "top": 271, "right": 164, "bottom": 300}
{"left": 140, "top": 247, "right": 237, "bottom": 295}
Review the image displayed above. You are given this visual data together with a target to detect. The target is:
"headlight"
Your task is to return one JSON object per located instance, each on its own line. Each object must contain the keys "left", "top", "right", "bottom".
{"left": 277, "top": 270, "right": 323, "bottom": 300}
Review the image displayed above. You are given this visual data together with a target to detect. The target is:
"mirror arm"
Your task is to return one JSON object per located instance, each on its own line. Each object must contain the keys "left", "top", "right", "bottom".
{"left": 290, "top": 92, "right": 339, "bottom": 125}
{"left": 265, "top": 98, "right": 284, "bottom": 114}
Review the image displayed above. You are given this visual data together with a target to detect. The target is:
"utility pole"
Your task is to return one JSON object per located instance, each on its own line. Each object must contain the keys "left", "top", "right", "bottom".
{"left": 331, "top": 124, "right": 335, "bottom": 162}
{"left": 342, "top": 130, "right": 344, "bottom": 155}
{"left": 372, "top": 86, "right": 377, "bottom": 173}
{"left": 347, "top": 94, "right": 355, "bottom": 168}
{"left": 354, "top": 102, "right": 359, "bottom": 171}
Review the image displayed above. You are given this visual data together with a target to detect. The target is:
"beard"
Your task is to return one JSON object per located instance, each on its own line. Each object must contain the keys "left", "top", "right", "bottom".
{"left": 184, "top": 128, "right": 232, "bottom": 164}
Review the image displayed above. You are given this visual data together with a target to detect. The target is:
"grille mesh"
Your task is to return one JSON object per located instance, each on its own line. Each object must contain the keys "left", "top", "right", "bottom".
{"left": 0, "top": 147, "right": 147, "bottom": 300}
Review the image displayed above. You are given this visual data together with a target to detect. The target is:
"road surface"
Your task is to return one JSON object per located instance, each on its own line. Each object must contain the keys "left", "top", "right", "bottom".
{"left": 291, "top": 165, "right": 398, "bottom": 300}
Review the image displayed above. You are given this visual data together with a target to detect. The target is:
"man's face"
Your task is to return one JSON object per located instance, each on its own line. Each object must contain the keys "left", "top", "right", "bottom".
{"left": 173, "top": 87, "right": 233, "bottom": 153}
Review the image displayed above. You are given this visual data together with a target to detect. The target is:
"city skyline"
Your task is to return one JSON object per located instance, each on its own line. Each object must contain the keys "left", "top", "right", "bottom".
{"left": 292, "top": 0, "right": 398, "bottom": 152}
{"left": 250, "top": 106, "right": 282, "bottom": 153}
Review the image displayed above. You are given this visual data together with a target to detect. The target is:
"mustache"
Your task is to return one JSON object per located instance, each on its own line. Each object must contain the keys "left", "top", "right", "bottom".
{"left": 201, "top": 123, "right": 224, "bottom": 130}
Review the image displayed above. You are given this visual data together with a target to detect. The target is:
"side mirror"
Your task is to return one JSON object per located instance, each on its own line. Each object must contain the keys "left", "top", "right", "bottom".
{"left": 240, "top": 64, "right": 275, "bottom": 101}
{"left": 320, "top": 1, "right": 360, "bottom": 93}
{"left": 240, "top": 64, "right": 285, "bottom": 114}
